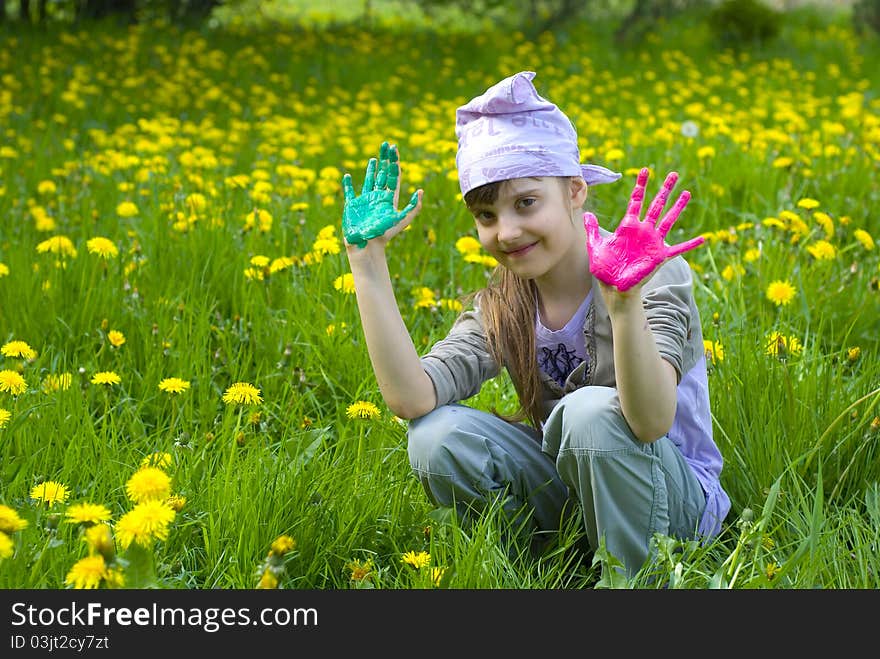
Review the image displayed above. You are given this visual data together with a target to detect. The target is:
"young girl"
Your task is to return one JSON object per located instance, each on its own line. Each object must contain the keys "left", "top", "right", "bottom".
{"left": 341, "top": 71, "right": 730, "bottom": 578}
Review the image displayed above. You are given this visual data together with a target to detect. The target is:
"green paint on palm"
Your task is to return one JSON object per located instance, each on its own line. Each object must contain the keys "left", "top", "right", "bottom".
{"left": 342, "top": 142, "right": 417, "bottom": 248}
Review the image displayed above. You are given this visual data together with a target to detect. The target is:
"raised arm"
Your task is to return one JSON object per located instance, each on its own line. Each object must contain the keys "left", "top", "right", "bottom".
{"left": 584, "top": 168, "right": 704, "bottom": 442}
{"left": 341, "top": 142, "right": 437, "bottom": 420}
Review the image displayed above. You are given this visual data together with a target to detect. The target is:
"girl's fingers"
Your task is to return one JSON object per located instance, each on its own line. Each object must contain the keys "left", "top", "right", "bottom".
{"left": 664, "top": 234, "right": 704, "bottom": 259}
{"left": 342, "top": 173, "right": 355, "bottom": 203}
{"left": 656, "top": 190, "right": 691, "bottom": 237}
{"left": 645, "top": 171, "right": 678, "bottom": 226}
{"left": 362, "top": 158, "right": 377, "bottom": 194}
{"left": 625, "top": 167, "right": 650, "bottom": 218}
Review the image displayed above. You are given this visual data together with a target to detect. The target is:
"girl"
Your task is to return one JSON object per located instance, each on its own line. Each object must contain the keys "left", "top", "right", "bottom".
{"left": 341, "top": 71, "right": 730, "bottom": 578}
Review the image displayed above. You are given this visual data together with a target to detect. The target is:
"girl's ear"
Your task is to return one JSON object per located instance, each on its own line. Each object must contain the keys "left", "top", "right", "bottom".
{"left": 570, "top": 176, "right": 588, "bottom": 208}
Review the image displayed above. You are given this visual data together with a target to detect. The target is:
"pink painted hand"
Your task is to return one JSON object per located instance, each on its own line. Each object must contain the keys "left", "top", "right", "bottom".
{"left": 584, "top": 167, "right": 704, "bottom": 292}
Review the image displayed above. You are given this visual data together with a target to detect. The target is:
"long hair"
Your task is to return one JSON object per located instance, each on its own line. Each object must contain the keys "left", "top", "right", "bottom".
{"left": 463, "top": 178, "right": 579, "bottom": 430}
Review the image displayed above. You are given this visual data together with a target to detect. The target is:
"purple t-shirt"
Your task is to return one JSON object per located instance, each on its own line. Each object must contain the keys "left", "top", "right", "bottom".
{"left": 535, "top": 291, "right": 592, "bottom": 388}
{"left": 534, "top": 291, "right": 729, "bottom": 538}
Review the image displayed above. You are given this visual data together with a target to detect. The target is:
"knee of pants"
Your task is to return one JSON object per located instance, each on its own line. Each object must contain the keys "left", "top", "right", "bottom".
{"left": 550, "top": 386, "right": 641, "bottom": 454}
{"left": 407, "top": 404, "right": 474, "bottom": 474}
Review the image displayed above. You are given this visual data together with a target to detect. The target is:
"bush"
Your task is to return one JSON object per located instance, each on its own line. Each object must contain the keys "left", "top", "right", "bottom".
{"left": 707, "top": 0, "right": 782, "bottom": 48}
{"left": 853, "top": 0, "right": 880, "bottom": 36}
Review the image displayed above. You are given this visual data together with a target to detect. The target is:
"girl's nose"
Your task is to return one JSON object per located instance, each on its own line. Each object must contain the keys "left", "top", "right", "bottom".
{"left": 495, "top": 215, "right": 522, "bottom": 244}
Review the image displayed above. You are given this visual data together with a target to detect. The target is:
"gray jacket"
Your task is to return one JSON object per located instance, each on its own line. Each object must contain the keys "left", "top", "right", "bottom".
{"left": 420, "top": 255, "right": 705, "bottom": 422}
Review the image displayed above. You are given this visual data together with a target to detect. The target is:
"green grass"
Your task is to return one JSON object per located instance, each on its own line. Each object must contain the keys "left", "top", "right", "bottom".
{"left": 1, "top": 7, "right": 879, "bottom": 589}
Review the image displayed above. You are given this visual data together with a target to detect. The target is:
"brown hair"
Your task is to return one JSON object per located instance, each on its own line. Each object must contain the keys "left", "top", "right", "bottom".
{"left": 463, "top": 177, "right": 578, "bottom": 430}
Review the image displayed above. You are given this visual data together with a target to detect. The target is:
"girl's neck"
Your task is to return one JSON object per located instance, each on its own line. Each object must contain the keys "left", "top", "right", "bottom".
{"left": 534, "top": 230, "right": 592, "bottom": 306}
{"left": 534, "top": 248, "right": 592, "bottom": 327}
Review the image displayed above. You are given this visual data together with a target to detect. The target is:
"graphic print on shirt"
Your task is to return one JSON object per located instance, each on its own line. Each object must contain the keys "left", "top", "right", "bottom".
{"left": 538, "top": 343, "right": 583, "bottom": 388}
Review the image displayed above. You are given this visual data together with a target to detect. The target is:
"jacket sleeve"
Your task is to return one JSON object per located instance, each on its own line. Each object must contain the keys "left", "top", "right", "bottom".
{"left": 419, "top": 305, "right": 501, "bottom": 408}
{"left": 641, "top": 256, "right": 697, "bottom": 380}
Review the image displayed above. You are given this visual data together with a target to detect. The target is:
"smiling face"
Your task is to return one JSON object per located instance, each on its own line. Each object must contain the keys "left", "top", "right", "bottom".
{"left": 468, "top": 176, "right": 588, "bottom": 283}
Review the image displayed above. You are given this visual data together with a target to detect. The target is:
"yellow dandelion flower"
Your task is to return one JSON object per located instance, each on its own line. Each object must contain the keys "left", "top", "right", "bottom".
{"left": 250, "top": 255, "right": 270, "bottom": 268}
{"left": 244, "top": 267, "right": 264, "bottom": 281}
{"left": 107, "top": 330, "right": 126, "bottom": 347}
{"left": 166, "top": 494, "right": 187, "bottom": 512}
{"left": 65, "top": 555, "right": 108, "bottom": 589}
{"left": 37, "top": 180, "right": 57, "bottom": 195}
{"left": 765, "top": 562, "right": 780, "bottom": 580}
{"left": 413, "top": 286, "right": 437, "bottom": 309}
{"left": 697, "top": 145, "right": 715, "bottom": 159}
{"left": 704, "top": 340, "right": 724, "bottom": 364}
{"left": 346, "top": 401, "right": 381, "bottom": 420}
{"left": 766, "top": 280, "right": 797, "bottom": 306}
{"left": 42, "top": 372, "right": 72, "bottom": 393}
{"left": 771, "top": 156, "right": 793, "bottom": 168}
{"left": 312, "top": 236, "right": 341, "bottom": 255}
{"left": 604, "top": 147, "right": 625, "bottom": 161}
{"left": 812, "top": 212, "right": 834, "bottom": 238}
{"left": 721, "top": 264, "right": 744, "bottom": 281}
{"left": 796, "top": 198, "right": 820, "bottom": 210}
{"left": 347, "top": 558, "right": 374, "bottom": 582}
{"left": 86, "top": 237, "right": 119, "bottom": 259}
{"left": 91, "top": 371, "right": 121, "bottom": 386}
{"left": 83, "top": 523, "right": 116, "bottom": 559}
{"left": 401, "top": 550, "right": 430, "bottom": 569}
{"left": 439, "top": 298, "right": 463, "bottom": 312}
{"left": 333, "top": 273, "right": 356, "bottom": 294}
{"left": 431, "top": 566, "right": 447, "bottom": 587}
{"left": 0, "top": 532, "right": 13, "bottom": 559}
{"left": 115, "top": 500, "right": 176, "bottom": 549}
{"left": 65, "top": 502, "right": 112, "bottom": 526}
{"left": 766, "top": 331, "right": 803, "bottom": 358}
{"left": 125, "top": 467, "right": 172, "bottom": 503}
{"left": 0, "top": 408, "right": 11, "bottom": 428}
{"left": 0, "top": 505, "right": 28, "bottom": 534}
{"left": 270, "top": 535, "right": 296, "bottom": 556}
{"left": 158, "top": 377, "right": 190, "bottom": 394}
{"left": 744, "top": 248, "right": 762, "bottom": 262}
{"left": 854, "top": 229, "right": 875, "bottom": 251}
{"left": 0, "top": 263, "right": 8, "bottom": 276}
{"left": 269, "top": 256, "right": 295, "bottom": 273}
{"left": 116, "top": 201, "right": 139, "bottom": 217}
{"left": 0, "top": 370, "right": 27, "bottom": 395}
{"left": 455, "top": 236, "right": 482, "bottom": 255}
{"left": 257, "top": 569, "right": 279, "bottom": 589}
{"left": 30, "top": 480, "right": 70, "bottom": 507}
{"left": 222, "top": 381, "right": 262, "bottom": 405}
{"left": 1, "top": 340, "right": 37, "bottom": 360}
{"left": 36, "top": 235, "right": 77, "bottom": 257}
{"left": 846, "top": 346, "right": 861, "bottom": 363}
{"left": 806, "top": 240, "right": 836, "bottom": 261}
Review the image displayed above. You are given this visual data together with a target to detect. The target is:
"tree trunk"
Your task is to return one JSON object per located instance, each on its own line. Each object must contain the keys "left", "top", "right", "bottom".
{"left": 18, "top": 0, "right": 28, "bottom": 22}
{"left": 180, "top": 0, "right": 219, "bottom": 24}
{"left": 77, "top": 0, "right": 137, "bottom": 23}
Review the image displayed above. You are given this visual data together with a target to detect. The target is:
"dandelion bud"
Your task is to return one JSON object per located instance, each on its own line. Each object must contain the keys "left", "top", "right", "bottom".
{"left": 85, "top": 524, "right": 116, "bottom": 563}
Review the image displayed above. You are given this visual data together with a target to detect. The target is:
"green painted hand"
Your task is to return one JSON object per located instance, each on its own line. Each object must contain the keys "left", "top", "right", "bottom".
{"left": 342, "top": 142, "right": 419, "bottom": 249}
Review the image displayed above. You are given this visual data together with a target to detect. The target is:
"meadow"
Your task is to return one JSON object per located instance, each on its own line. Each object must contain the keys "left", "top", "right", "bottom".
{"left": 1, "top": 5, "right": 879, "bottom": 589}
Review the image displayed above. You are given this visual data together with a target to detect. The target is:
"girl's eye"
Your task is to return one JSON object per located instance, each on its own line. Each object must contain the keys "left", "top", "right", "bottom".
{"left": 517, "top": 198, "right": 536, "bottom": 210}
{"left": 474, "top": 211, "right": 495, "bottom": 224}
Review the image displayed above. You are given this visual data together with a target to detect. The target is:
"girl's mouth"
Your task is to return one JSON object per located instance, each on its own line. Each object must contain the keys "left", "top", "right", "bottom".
{"left": 504, "top": 242, "right": 537, "bottom": 257}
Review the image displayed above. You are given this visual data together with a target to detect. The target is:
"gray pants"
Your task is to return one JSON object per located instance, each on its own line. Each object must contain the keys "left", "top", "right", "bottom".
{"left": 407, "top": 386, "right": 706, "bottom": 577}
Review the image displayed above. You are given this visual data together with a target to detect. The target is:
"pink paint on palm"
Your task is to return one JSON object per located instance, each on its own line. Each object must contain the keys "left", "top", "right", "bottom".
{"left": 585, "top": 168, "right": 704, "bottom": 291}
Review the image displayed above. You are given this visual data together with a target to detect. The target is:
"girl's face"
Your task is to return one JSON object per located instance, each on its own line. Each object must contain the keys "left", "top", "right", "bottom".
{"left": 470, "top": 177, "right": 588, "bottom": 282}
